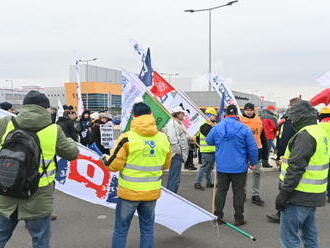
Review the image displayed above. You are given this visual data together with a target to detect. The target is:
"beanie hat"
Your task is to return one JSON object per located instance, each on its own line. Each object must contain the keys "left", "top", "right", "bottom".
{"left": 226, "top": 105, "right": 238, "bottom": 115}
{"left": 23, "top": 90, "right": 50, "bottom": 109}
{"left": 244, "top": 103, "right": 255, "bottom": 111}
{"left": 132, "top": 102, "right": 151, "bottom": 117}
{"left": 0, "top": 102, "right": 13, "bottom": 111}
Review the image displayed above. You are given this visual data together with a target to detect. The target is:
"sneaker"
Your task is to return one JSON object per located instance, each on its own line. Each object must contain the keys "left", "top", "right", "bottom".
{"left": 189, "top": 165, "right": 197, "bottom": 171}
{"left": 251, "top": 196, "right": 265, "bottom": 206}
{"left": 51, "top": 215, "right": 57, "bottom": 221}
{"left": 194, "top": 183, "right": 204, "bottom": 190}
{"left": 234, "top": 219, "right": 247, "bottom": 226}
{"left": 262, "top": 164, "right": 273, "bottom": 168}
{"left": 206, "top": 183, "right": 214, "bottom": 188}
{"left": 266, "top": 212, "right": 280, "bottom": 223}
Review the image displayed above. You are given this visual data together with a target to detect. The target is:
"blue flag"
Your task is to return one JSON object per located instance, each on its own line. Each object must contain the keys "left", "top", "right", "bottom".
{"left": 219, "top": 92, "right": 226, "bottom": 121}
{"left": 138, "top": 48, "right": 153, "bottom": 87}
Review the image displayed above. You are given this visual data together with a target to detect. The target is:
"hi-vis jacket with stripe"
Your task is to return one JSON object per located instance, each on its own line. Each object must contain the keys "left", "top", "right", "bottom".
{"left": 280, "top": 124, "right": 329, "bottom": 194}
{"left": 105, "top": 114, "right": 172, "bottom": 201}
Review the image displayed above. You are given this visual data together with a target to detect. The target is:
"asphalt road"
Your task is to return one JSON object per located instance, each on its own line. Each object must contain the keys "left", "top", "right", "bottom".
{"left": 6, "top": 171, "right": 330, "bottom": 248}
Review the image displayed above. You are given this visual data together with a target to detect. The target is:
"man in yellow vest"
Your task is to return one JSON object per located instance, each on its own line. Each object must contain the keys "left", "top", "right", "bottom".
{"left": 318, "top": 107, "right": 330, "bottom": 203}
{"left": 0, "top": 90, "right": 79, "bottom": 248}
{"left": 240, "top": 103, "right": 265, "bottom": 206}
{"left": 102, "top": 102, "right": 171, "bottom": 248}
{"left": 275, "top": 100, "right": 329, "bottom": 248}
{"left": 194, "top": 107, "right": 217, "bottom": 190}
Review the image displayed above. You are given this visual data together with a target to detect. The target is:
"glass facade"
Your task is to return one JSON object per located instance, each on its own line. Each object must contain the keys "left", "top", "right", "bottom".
{"left": 81, "top": 93, "right": 121, "bottom": 111}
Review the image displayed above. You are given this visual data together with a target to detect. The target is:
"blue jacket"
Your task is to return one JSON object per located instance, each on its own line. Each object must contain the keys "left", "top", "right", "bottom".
{"left": 206, "top": 117, "right": 258, "bottom": 173}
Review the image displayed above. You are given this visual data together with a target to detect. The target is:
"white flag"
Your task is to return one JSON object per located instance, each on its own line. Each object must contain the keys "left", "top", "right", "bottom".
{"left": 56, "top": 98, "right": 64, "bottom": 122}
{"left": 209, "top": 73, "right": 242, "bottom": 115}
{"left": 316, "top": 71, "right": 330, "bottom": 87}
{"left": 75, "top": 60, "right": 85, "bottom": 116}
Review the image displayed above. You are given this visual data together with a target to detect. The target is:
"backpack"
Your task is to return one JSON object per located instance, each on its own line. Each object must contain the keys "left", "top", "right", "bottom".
{"left": 0, "top": 117, "right": 52, "bottom": 199}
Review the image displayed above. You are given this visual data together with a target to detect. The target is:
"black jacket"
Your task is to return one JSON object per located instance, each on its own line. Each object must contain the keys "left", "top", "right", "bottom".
{"left": 56, "top": 117, "right": 79, "bottom": 142}
{"left": 276, "top": 117, "right": 296, "bottom": 159}
{"left": 280, "top": 101, "right": 326, "bottom": 207}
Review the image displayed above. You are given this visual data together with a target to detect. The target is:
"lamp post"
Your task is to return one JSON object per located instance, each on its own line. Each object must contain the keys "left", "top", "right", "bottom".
{"left": 78, "top": 58, "right": 98, "bottom": 110}
{"left": 160, "top": 72, "right": 179, "bottom": 83}
{"left": 184, "top": 1, "right": 238, "bottom": 91}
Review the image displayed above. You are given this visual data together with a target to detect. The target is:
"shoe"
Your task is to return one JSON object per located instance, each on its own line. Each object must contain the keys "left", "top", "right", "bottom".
{"left": 234, "top": 219, "right": 247, "bottom": 226}
{"left": 212, "top": 216, "right": 224, "bottom": 225}
{"left": 189, "top": 165, "right": 197, "bottom": 170}
{"left": 262, "top": 164, "right": 273, "bottom": 168}
{"left": 51, "top": 215, "right": 57, "bottom": 221}
{"left": 251, "top": 196, "right": 265, "bottom": 206}
{"left": 206, "top": 183, "right": 214, "bottom": 188}
{"left": 194, "top": 183, "right": 204, "bottom": 190}
{"left": 266, "top": 213, "right": 280, "bottom": 223}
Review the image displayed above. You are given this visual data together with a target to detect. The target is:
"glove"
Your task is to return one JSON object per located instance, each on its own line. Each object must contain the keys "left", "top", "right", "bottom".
{"left": 100, "top": 154, "right": 110, "bottom": 166}
{"left": 275, "top": 191, "right": 290, "bottom": 211}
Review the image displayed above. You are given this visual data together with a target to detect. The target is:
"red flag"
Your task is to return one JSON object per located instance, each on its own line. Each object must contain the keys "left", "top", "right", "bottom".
{"left": 310, "top": 88, "right": 330, "bottom": 106}
{"left": 150, "top": 72, "right": 175, "bottom": 98}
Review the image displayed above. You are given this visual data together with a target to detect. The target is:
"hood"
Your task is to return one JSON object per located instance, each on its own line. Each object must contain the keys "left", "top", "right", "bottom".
{"left": 16, "top": 105, "right": 52, "bottom": 131}
{"left": 287, "top": 100, "right": 318, "bottom": 131}
{"left": 218, "top": 117, "right": 244, "bottom": 140}
{"left": 130, "top": 114, "right": 158, "bottom": 137}
{"left": 262, "top": 109, "right": 275, "bottom": 118}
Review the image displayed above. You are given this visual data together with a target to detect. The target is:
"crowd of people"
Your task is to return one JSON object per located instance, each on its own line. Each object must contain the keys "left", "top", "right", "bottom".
{"left": 0, "top": 92, "right": 329, "bottom": 248}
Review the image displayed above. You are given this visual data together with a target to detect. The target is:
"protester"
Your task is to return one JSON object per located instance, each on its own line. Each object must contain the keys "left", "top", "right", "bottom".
{"left": 207, "top": 105, "right": 258, "bottom": 226}
{"left": 90, "top": 111, "right": 113, "bottom": 155}
{"left": 0, "top": 101, "right": 15, "bottom": 114}
{"left": 0, "top": 90, "right": 79, "bottom": 248}
{"left": 275, "top": 100, "right": 328, "bottom": 248}
{"left": 194, "top": 107, "right": 217, "bottom": 190}
{"left": 49, "top": 107, "right": 57, "bottom": 123}
{"left": 163, "top": 106, "right": 190, "bottom": 193}
{"left": 267, "top": 97, "right": 300, "bottom": 223}
{"left": 318, "top": 106, "right": 330, "bottom": 204}
{"left": 102, "top": 102, "right": 171, "bottom": 248}
{"left": 240, "top": 103, "right": 265, "bottom": 206}
{"left": 56, "top": 110, "right": 79, "bottom": 142}
{"left": 184, "top": 142, "right": 197, "bottom": 170}
{"left": 261, "top": 105, "right": 278, "bottom": 167}
{"left": 79, "top": 110, "right": 92, "bottom": 146}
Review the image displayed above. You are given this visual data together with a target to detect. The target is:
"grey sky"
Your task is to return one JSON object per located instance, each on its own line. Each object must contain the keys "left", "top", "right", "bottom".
{"left": 0, "top": 0, "right": 329, "bottom": 106}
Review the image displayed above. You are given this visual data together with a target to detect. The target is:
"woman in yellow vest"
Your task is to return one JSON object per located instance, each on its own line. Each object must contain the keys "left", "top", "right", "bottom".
{"left": 103, "top": 102, "right": 171, "bottom": 248}
{"left": 275, "top": 100, "right": 329, "bottom": 248}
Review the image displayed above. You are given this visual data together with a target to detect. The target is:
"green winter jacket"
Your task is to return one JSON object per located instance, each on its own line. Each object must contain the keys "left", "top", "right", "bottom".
{"left": 0, "top": 105, "right": 79, "bottom": 220}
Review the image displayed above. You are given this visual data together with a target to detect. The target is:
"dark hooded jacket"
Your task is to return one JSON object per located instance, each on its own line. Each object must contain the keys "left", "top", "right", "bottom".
{"left": 276, "top": 113, "right": 296, "bottom": 159}
{"left": 56, "top": 115, "right": 78, "bottom": 142}
{"left": 280, "top": 100, "right": 326, "bottom": 207}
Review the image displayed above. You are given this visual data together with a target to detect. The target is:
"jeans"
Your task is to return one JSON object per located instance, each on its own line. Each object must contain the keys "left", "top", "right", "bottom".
{"left": 214, "top": 172, "right": 247, "bottom": 221}
{"left": 0, "top": 210, "right": 51, "bottom": 248}
{"left": 112, "top": 198, "right": 156, "bottom": 248}
{"left": 195, "top": 153, "right": 215, "bottom": 185}
{"left": 280, "top": 204, "right": 319, "bottom": 248}
{"left": 166, "top": 154, "right": 183, "bottom": 193}
{"left": 252, "top": 163, "right": 261, "bottom": 197}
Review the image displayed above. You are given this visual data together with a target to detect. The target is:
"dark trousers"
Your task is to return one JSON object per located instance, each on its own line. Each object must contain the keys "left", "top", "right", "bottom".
{"left": 214, "top": 172, "right": 247, "bottom": 221}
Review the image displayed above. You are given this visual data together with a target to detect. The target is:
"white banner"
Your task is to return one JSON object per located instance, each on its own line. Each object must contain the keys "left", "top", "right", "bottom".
{"left": 209, "top": 73, "right": 242, "bottom": 115}
{"left": 121, "top": 70, "right": 147, "bottom": 131}
{"left": 55, "top": 144, "right": 215, "bottom": 234}
{"left": 168, "top": 93, "right": 207, "bottom": 136}
{"left": 100, "top": 123, "right": 114, "bottom": 149}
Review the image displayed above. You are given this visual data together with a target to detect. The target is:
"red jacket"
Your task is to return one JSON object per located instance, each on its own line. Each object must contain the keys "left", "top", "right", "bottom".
{"left": 262, "top": 118, "right": 277, "bottom": 140}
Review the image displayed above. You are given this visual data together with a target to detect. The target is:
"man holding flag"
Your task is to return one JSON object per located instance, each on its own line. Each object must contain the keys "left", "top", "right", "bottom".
{"left": 102, "top": 102, "right": 171, "bottom": 248}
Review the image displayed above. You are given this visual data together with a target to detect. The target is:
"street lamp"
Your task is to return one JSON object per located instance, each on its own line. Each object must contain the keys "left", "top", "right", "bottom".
{"left": 77, "top": 58, "right": 98, "bottom": 110}
{"left": 160, "top": 72, "right": 179, "bottom": 83}
{"left": 184, "top": 0, "right": 238, "bottom": 91}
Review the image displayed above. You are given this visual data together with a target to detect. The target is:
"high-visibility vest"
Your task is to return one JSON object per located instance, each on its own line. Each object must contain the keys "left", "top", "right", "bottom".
{"left": 240, "top": 116, "right": 263, "bottom": 148}
{"left": 2, "top": 121, "right": 58, "bottom": 187}
{"left": 319, "top": 122, "right": 330, "bottom": 140}
{"left": 199, "top": 122, "right": 216, "bottom": 153}
{"left": 279, "top": 125, "right": 329, "bottom": 193}
{"left": 119, "top": 130, "right": 170, "bottom": 191}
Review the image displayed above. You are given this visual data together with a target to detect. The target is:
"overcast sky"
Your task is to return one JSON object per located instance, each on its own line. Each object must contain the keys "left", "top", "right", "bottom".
{"left": 0, "top": 0, "right": 329, "bottom": 106}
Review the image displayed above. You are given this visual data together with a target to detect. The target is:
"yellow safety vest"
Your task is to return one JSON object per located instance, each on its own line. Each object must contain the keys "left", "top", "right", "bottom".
{"left": 1, "top": 121, "right": 58, "bottom": 187}
{"left": 279, "top": 125, "right": 329, "bottom": 193}
{"left": 199, "top": 122, "right": 216, "bottom": 153}
{"left": 119, "top": 130, "right": 170, "bottom": 191}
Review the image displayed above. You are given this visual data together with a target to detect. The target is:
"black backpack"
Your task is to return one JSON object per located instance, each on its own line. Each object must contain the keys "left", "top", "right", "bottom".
{"left": 0, "top": 117, "right": 52, "bottom": 199}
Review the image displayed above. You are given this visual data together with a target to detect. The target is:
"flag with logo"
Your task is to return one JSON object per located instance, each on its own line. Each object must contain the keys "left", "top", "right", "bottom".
{"left": 138, "top": 48, "right": 153, "bottom": 87}
{"left": 150, "top": 72, "right": 175, "bottom": 98}
{"left": 75, "top": 60, "right": 85, "bottom": 116}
